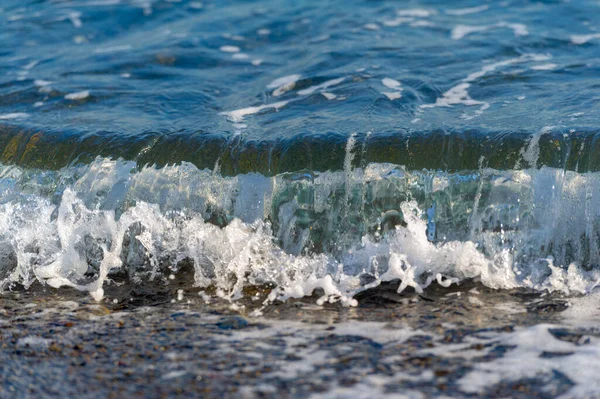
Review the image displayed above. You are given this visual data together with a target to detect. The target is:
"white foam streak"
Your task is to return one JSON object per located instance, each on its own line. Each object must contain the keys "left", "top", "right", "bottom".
{"left": 381, "top": 77, "right": 401, "bottom": 89}
{"left": 382, "top": 17, "right": 413, "bottom": 27}
{"left": 65, "top": 90, "right": 90, "bottom": 100}
{"left": 446, "top": 5, "right": 489, "bottom": 16}
{"left": 0, "top": 113, "right": 29, "bottom": 120}
{"left": 397, "top": 9, "right": 435, "bottom": 17}
{"left": 381, "top": 78, "right": 402, "bottom": 100}
{"left": 422, "top": 54, "right": 550, "bottom": 112}
{"left": 571, "top": 33, "right": 600, "bottom": 44}
{"left": 420, "top": 82, "right": 485, "bottom": 109}
{"left": 452, "top": 22, "right": 528, "bottom": 40}
{"left": 268, "top": 74, "right": 300, "bottom": 97}
{"left": 297, "top": 77, "right": 345, "bottom": 96}
{"left": 464, "top": 53, "right": 550, "bottom": 82}
{"left": 267, "top": 74, "right": 301, "bottom": 89}
{"left": 530, "top": 63, "right": 557, "bottom": 71}
{"left": 220, "top": 100, "right": 289, "bottom": 122}
{"left": 219, "top": 45, "right": 240, "bottom": 53}
{"left": 382, "top": 92, "right": 402, "bottom": 100}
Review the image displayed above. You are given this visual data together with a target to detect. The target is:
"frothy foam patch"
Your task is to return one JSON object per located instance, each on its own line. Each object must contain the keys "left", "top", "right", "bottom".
{"left": 381, "top": 78, "right": 402, "bottom": 100}
{"left": 34, "top": 79, "right": 52, "bottom": 87}
{"left": 422, "top": 54, "right": 550, "bottom": 113}
{"left": 268, "top": 74, "right": 301, "bottom": 97}
{"left": 65, "top": 90, "right": 90, "bottom": 100}
{"left": 382, "top": 17, "right": 413, "bottom": 27}
{"left": 397, "top": 9, "right": 435, "bottom": 17}
{"left": 0, "top": 112, "right": 29, "bottom": 120}
{"left": 297, "top": 77, "right": 345, "bottom": 96}
{"left": 68, "top": 11, "right": 82, "bottom": 28}
{"left": 451, "top": 22, "right": 528, "bottom": 40}
{"left": 457, "top": 324, "right": 600, "bottom": 398}
{"left": 410, "top": 20, "right": 435, "bottom": 27}
{"left": 446, "top": 5, "right": 489, "bottom": 16}
{"left": 381, "top": 77, "right": 401, "bottom": 90}
{"left": 382, "top": 92, "right": 402, "bottom": 100}
{"left": 464, "top": 54, "right": 550, "bottom": 82}
{"left": 421, "top": 82, "right": 486, "bottom": 109}
{"left": 570, "top": 33, "right": 600, "bottom": 45}
{"left": 220, "top": 100, "right": 289, "bottom": 122}
{"left": 219, "top": 45, "right": 240, "bottom": 53}
{"left": 531, "top": 63, "right": 557, "bottom": 71}
{"left": 231, "top": 53, "right": 249, "bottom": 60}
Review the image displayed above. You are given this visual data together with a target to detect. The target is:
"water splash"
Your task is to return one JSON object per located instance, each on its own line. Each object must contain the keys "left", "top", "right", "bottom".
{"left": 2, "top": 157, "right": 600, "bottom": 303}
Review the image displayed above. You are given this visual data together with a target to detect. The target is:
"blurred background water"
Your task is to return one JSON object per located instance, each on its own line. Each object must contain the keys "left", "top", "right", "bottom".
{"left": 1, "top": 0, "right": 599, "bottom": 172}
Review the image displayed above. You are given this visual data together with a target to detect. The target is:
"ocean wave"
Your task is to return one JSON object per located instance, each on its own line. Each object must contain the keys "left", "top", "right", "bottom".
{"left": 2, "top": 156, "right": 600, "bottom": 303}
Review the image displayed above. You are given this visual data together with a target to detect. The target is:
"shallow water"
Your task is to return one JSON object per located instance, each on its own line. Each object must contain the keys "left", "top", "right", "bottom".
{"left": 2, "top": 0, "right": 600, "bottom": 397}
{"left": 2, "top": 280, "right": 600, "bottom": 398}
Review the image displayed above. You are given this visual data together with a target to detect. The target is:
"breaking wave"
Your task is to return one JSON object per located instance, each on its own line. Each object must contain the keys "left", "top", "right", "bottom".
{"left": 2, "top": 152, "right": 600, "bottom": 304}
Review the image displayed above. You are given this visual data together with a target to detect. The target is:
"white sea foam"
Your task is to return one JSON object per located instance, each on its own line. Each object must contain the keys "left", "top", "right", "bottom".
{"left": 570, "top": 33, "right": 600, "bottom": 44}
{"left": 420, "top": 82, "right": 486, "bottom": 109}
{"left": 231, "top": 53, "right": 249, "bottom": 60}
{"left": 321, "top": 92, "right": 336, "bottom": 100}
{"left": 457, "top": 324, "right": 600, "bottom": 398}
{"left": 446, "top": 5, "right": 489, "bottom": 16}
{"left": 381, "top": 78, "right": 402, "bottom": 100}
{"left": 65, "top": 90, "right": 90, "bottom": 100}
{"left": 382, "top": 17, "right": 413, "bottom": 27}
{"left": 397, "top": 9, "right": 435, "bottom": 18}
{"left": 220, "top": 100, "right": 289, "bottom": 122}
{"left": 422, "top": 54, "right": 550, "bottom": 113}
{"left": 410, "top": 20, "right": 435, "bottom": 27}
{"left": 381, "top": 77, "right": 401, "bottom": 89}
{"left": 0, "top": 112, "right": 29, "bottom": 120}
{"left": 297, "top": 77, "right": 345, "bottom": 96}
{"left": 382, "top": 92, "right": 402, "bottom": 100}
{"left": 68, "top": 11, "right": 82, "bottom": 28}
{"left": 451, "top": 22, "right": 528, "bottom": 40}
{"left": 268, "top": 74, "right": 301, "bottom": 96}
{"left": 531, "top": 63, "right": 557, "bottom": 70}
{"left": 463, "top": 53, "right": 550, "bottom": 82}
{"left": 34, "top": 79, "right": 52, "bottom": 87}
{"left": 219, "top": 45, "right": 240, "bottom": 53}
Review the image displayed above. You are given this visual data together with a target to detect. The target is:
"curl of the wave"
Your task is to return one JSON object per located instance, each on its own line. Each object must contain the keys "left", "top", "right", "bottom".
{"left": 1, "top": 156, "right": 600, "bottom": 304}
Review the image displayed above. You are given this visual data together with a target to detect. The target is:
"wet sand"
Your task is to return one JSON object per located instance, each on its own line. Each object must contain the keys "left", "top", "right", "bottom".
{"left": 1, "top": 276, "right": 591, "bottom": 399}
